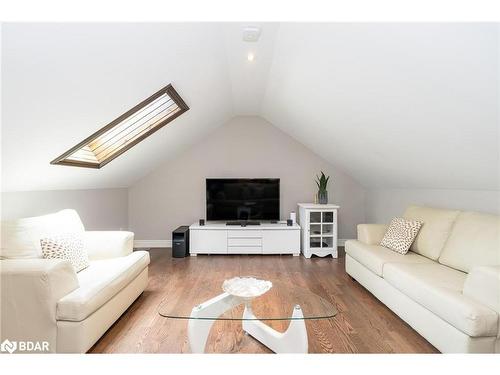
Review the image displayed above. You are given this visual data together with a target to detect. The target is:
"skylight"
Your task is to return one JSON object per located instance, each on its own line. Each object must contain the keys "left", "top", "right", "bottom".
{"left": 51, "top": 84, "right": 189, "bottom": 168}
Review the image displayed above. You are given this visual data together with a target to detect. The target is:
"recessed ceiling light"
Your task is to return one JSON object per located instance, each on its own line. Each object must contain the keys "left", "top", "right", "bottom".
{"left": 247, "top": 52, "right": 255, "bottom": 62}
{"left": 242, "top": 26, "right": 261, "bottom": 42}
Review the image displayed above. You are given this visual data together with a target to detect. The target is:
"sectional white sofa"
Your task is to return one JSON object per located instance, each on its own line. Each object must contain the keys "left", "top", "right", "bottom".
{"left": 345, "top": 205, "right": 500, "bottom": 353}
{"left": 1, "top": 209, "right": 150, "bottom": 353}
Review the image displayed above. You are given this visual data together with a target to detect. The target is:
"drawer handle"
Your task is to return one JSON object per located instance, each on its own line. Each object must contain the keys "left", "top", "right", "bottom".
{"left": 228, "top": 237, "right": 263, "bottom": 239}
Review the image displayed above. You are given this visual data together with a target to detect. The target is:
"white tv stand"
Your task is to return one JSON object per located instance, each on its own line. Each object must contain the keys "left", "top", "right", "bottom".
{"left": 189, "top": 222, "right": 300, "bottom": 256}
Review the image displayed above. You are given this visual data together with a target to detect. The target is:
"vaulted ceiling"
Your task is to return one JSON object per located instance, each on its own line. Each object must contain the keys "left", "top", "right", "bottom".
{"left": 2, "top": 23, "right": 498, "bottom": 191}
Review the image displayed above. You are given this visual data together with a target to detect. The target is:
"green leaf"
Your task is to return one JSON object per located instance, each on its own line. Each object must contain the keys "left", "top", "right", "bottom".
{"left": 315, "top": 171, "right": 330, "bottom": 192}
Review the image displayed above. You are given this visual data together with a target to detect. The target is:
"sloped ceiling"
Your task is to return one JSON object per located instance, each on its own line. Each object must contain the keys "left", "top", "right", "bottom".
{"left": 1, "top": 23, "right": 238, "bottom": 191}
{"left": 2, "top": 23, "right": 498, "bottom": 192}
{"left": 262, "top": 23, "right": 499, "bottom": 190}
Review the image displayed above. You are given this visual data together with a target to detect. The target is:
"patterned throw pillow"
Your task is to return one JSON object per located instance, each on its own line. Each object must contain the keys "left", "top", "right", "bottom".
{"left": 380, "top": 217, "right": 423, "bottom": 254}
{"left": 40, "top": 233, "right": 89, "bottom": 272}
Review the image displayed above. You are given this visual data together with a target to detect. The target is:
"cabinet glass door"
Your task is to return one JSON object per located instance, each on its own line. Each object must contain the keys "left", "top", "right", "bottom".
{"left": 310, "top": 212, "right": 322, "bottom": 223}
{"left": 310, "top": 224, "right": 321, "bottom": 236}
{"left": 310, "top": 238, "right": 321, "bottom": 248}
{"left": 307, "top": 209, "right": 336, "bottom": 253}
{"left": 322, "top": 223, "right": 334, "bottom": 235}
{"left": 322, "top": 212, "right": 334, "bottom": 223}
{"left": 322, "top": 237, "right": 334, "bottom": 248}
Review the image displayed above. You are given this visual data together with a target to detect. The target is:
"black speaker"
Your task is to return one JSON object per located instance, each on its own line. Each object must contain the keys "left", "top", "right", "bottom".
{"left": 172, "top": 226, "right": 190, "bottom": 258}
{"left": 199, "top": 219, "right": 205, "bottom": 226}
{"left": 287, "top": 219, "right": 293, "bottom": 226}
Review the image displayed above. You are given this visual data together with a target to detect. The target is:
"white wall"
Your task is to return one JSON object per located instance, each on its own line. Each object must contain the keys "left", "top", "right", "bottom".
{"left": 4, "top": 121, "right": 497, "bottom": 238}
{"left": 365, "top": 188, "right": 500, "bottom": 223}
{"left": 1, "top": 188, "right": 129, "bottom": 230}
{"left": 128, "top": 116, "right": 366, "bottom": 240}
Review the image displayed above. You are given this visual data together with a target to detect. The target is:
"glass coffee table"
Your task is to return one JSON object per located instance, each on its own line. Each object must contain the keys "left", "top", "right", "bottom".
{"left": 158, "top": 277, "right": 338, "bottom": 353}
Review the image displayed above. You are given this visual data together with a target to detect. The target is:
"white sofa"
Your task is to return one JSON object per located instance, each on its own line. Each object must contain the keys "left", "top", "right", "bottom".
{"left": 345, "top": 205, "right": 500, "bottom": 353}
{"left": 0, "top": 209, "right": 150, "bottom": 353}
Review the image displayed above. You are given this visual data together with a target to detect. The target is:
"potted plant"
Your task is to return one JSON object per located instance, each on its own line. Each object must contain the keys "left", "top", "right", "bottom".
{"left": 315, "top": 171, "right": 330, "bottom": 204}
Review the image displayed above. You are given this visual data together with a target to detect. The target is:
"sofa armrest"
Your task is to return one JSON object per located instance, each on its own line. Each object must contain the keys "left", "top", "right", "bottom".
{"left": 357, "top": 224, "right": 388, "bottom": 245}
{"left": 84, "top": 231, "right": 134, "bottom": 260}
{"left": 0, "top": 259, "right": 79, "bottom": 352}
{"left": 463, "top": 266, "right": 500, "bottom": 314}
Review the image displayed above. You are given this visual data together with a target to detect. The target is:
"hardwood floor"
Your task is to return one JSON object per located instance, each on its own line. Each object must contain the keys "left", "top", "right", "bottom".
{"left": 89, "top": 248, "right": 438, "bottom": 354}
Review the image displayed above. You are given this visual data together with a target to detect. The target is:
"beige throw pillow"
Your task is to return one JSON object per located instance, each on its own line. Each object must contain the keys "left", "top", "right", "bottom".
{"left": 380, "top": 217, "right": 423, "bottom": 254}
{"left": 41, "top": 233, "right": 89, "bottom": 272}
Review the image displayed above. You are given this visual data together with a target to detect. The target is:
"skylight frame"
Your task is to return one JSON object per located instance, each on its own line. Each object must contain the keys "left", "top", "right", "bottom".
{"left": 51, "top": 84, "right": 189, "bottom": 169}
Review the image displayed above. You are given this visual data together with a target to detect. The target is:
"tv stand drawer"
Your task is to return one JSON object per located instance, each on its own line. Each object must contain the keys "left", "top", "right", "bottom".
{"left": 228, "top": 237, "right": 262, "bottom": 247}
{"left": 228, "top": 246, "right": 262, "bottom": 254}
{"left": 227, "top": 230, "right": 263, "bottom": 238}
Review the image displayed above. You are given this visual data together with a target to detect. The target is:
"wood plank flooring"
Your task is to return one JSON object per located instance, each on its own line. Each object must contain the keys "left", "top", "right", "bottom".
{"left": 89, "top": 249, "right": 438, "bottom": 353}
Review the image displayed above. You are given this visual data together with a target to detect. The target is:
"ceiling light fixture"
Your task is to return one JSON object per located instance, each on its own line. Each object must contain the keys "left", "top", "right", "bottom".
{"left": 247, "top": 52, "right": 255, "bottom": 62}
{"left": 242, "top": 26, "right": 261, "bottom": 42}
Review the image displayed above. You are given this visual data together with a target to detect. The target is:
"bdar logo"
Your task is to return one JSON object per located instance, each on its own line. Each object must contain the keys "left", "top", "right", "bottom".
{"left": 1, "top": 339, "right": 17, "bottom": 353}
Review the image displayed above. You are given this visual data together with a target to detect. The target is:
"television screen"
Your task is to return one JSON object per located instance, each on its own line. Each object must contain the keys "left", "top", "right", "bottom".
{"left": 206, "top": 178, "right": 280, "bottom": 221}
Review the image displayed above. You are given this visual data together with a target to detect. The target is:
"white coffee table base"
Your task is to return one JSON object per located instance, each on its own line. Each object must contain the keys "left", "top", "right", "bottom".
{"left": 187, "top": 292, "right": 308, "bottom": 353}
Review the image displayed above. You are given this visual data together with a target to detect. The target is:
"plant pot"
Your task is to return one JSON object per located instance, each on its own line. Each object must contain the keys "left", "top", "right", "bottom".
{"left": 318, "top": 191, "right": 328, "bottom": 204}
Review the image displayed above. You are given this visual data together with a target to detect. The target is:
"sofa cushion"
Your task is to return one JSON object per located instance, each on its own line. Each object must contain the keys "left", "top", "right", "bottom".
{"left": 380, "top": 217, "right": 423, "bottom": 254}
{"left": 438, "top": 211, "right": 500, "bottom": 273}
{"left": 345, "top": 240, "right": 432, "bottom": 277}
{"left": 56, "top": 251, "right": 150, "bottom": 321}
{"left": 463, "top": 266, "right": 500, "bottom": 315}
{"left": 383, "top": 262, "right": 498, "bottom": 337}
{"left": 1, "top": 209, "right": 85, "bottom": 259}
{"left": 403, "top": 205, "right": 460, "bottom": 260}
{"left": 41, "top": 233, "right": 89, "bottom": 272}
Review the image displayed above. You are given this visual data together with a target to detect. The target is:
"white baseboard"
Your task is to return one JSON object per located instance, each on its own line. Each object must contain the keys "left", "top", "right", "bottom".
{"left": 134, "top": 239, "right": 352, "bottom": 249}
{"left": 134, "top": 240, "right": 171, "bottom": 249}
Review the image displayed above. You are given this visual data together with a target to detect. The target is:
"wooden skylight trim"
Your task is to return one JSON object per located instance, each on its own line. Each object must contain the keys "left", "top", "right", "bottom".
{"left": 51, "top": 84, "right": 189, "bottom": 169}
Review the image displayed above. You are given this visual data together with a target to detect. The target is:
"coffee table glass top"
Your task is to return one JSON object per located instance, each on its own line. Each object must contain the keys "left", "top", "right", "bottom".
{"left": 158, "top": 278, "right": 338, "bottom": 321}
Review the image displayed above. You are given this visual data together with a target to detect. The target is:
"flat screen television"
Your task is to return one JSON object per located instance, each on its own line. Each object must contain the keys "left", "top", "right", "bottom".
{"left": 206, "top": 178, "right": 280, "bottom": 221}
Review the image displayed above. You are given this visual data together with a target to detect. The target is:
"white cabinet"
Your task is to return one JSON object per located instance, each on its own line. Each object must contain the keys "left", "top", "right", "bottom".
{"left": 190, "top": 229, "right": 227, "bottom": 254}
{"left": 189, "top": 223, "right": 300, "bottom": 256}
{"left": 298, "top": 203, "right": 339, "bottom": 258}
{"left": 263, "top": 230, "right": 300, "bottom": 254}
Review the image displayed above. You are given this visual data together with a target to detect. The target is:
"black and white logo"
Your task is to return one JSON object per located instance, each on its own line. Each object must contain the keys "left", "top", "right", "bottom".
{"left": 0, "top": 339, "right": 17, "bottom": 354}
{"left": 0, "top": 339, "right": 49, "bottom": 353}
